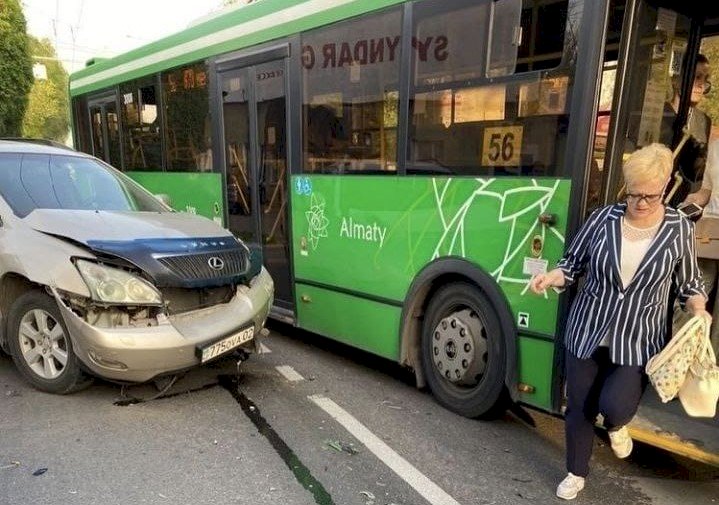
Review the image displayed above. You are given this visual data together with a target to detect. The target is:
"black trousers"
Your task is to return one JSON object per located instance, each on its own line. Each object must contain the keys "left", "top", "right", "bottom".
{"left": 564, "top": 347, "right": 647, "bottom": 477}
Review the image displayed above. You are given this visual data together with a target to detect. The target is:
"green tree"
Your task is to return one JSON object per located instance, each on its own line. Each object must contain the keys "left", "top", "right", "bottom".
{"left": 22, "top": 37, "right": 69, "bottom": 141}
{"left": 0, "top": 0, "right": 33, "bottom": 136}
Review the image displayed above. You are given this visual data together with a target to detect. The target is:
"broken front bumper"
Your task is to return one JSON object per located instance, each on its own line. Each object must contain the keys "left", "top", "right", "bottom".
{"left": 55, "top": 267, "right": 274, "bottom": 383}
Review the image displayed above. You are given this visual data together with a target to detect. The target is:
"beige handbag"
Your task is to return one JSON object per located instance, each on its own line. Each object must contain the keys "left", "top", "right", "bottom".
{"left": 646, "top": 317, "right": 706, "bottom": 403}
{"left": 678, "top": 328, "right": 719, "bottom": 417}
{"left": 695, "top": 217, "right": 719, "bottom": 259}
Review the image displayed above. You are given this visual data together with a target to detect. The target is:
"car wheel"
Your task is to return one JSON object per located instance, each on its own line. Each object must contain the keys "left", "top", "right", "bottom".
{"left": 7, "top": 291, "right": 91, "bottom": 394}
{"left": 421, "top": 282, "right": 507, "bottom": 418}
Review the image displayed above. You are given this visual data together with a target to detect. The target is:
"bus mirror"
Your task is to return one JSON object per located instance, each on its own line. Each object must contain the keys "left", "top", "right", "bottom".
{"left": 155, "top": 193, "right": 172, "bottom": 207}
{"left": 487, "top": 0, "right": 523, "bottom": 78}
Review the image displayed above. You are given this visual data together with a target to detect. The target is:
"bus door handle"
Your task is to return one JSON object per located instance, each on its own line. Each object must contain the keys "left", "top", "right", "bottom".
{"left": 538, "top": 213, "right": 557, "bottom": 226}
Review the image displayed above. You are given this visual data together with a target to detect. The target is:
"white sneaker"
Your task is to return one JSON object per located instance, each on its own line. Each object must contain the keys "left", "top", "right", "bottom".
{"left": 556, "top": 473, "right": 585, "bottom": 500}
{"left": 608, "top": 426, "right": 633, "bottom": 459}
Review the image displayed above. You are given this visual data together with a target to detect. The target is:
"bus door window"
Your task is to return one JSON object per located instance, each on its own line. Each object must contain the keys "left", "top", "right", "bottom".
{"left": 407, "top": 0, "right": 581, "bottom": 177}
{"left": 300, "top": 7, "right": 401, "bottom": 173}
{"left": 255, "top": 59, "right": 292, "bottom": 306}
{"left": 602, "top": 5, "right": 693, "bottom": 204}
{"left": 585, "top": 0, "right": 625, "bottom": 214}
{"left": 221, "top": 67, "right": 256, "bottom": 243}
{"left": 87, "top": 95, "right": 121, "bottom": 168}
{"left": 255, "top": 60, "right": 287, "bottom": 236}
{"left": 90, "top": 105, "right": 106, "bottom": 161}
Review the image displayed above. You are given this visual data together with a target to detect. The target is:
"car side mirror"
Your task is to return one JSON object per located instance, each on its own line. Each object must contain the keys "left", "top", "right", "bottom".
{"left": 155, "top": 193, "right": 172, "bottom": 207}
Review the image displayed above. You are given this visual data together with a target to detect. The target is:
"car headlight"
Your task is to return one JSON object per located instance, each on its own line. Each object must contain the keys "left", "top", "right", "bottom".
{"left": 76, "top": 260, "right": 162, "bottom": 305}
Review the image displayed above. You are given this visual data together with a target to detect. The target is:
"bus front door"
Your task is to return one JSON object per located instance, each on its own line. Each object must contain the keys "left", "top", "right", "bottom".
{"left": 586, "top": 0, "right": 719, "bottom": 465}
{"left": 87, "top": 94, "right": 121, "bottom": 168}
{"left": 216, "top": 56, "right": 294, "bottom": 315}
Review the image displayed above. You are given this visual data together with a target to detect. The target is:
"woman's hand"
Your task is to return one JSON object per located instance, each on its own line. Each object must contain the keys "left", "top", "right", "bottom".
{"left": 692, "top": 308, "right": 713, "bottom": 325}
{"left": 529, "top": 268, "right": 565, "bottom": 295}
{"left": 687, "top": 294, "right": 712, "bottom": 324}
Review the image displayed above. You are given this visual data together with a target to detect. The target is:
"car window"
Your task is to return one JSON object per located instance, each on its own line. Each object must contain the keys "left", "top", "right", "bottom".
{"left": 0, "top": 153, "right": 168, "bottom": 217}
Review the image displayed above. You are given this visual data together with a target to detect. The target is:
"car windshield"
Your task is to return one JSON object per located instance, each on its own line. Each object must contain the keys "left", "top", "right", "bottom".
{"left": 0, "top": 153, "right": 168, "bottom": 217}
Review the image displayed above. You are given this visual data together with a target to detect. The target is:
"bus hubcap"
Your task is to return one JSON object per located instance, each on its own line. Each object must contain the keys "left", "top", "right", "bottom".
{"left": 431, "top": 309, "right": 487, "bottom": 385}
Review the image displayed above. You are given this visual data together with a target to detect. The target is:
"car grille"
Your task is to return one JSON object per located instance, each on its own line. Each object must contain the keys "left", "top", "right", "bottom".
{"left": 157, "top": 250, "right": 248, "bottom": 282}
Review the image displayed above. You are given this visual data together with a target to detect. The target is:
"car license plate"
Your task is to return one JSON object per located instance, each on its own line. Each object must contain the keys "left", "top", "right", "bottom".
{"left": 198, "top": 326, "right": 254, "bottom": 363}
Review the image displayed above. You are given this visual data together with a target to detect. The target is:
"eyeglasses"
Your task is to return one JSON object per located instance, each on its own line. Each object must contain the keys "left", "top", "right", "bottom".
{"left": 625, "top": 193, "right": 663, "bottom": 205}
{"left": 694, "top": 75, "right": 712, "bottom": 95}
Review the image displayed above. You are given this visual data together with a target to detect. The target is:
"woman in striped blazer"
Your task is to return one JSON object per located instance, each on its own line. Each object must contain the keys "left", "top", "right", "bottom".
{"left": 529, "top": 143, "right": 710, "bottom": 500}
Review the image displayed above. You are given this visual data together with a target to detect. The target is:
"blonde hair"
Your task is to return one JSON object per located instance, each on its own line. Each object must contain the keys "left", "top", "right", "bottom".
{"left": 623, "top": 143, "right": 673, "bottom": 187}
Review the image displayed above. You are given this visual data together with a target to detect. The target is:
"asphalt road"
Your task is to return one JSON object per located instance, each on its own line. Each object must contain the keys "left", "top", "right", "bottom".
{"left": 1, "top": 322, "right": 717, "bottom": 505}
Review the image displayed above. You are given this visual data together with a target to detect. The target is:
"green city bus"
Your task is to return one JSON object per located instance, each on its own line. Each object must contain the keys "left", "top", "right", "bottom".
{"left": 69, "top": 0, "right": 718, "bottom": 465}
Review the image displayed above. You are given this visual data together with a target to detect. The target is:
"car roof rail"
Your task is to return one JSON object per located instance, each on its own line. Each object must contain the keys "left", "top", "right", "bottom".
{"left": 0, "top": 138, "right": 76, "bottom": 151}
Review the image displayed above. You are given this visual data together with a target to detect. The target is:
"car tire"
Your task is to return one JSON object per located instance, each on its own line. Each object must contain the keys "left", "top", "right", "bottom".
{"left": 421, "top": 282, "right": 507, "bottom": 419}
{"left": 7, "top": 291, "right": 91, "bottom": 394}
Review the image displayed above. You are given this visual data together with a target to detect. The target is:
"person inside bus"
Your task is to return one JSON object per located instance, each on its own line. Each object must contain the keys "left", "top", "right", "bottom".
{"left": 528, "top": 144, "right": 709, "bottom": 500}
{"left": 682, "top": 138, "right": 719, "bottom": 355}
{"left": 661, "top": 54, "right": 712, "bottom": 206}
{"left": 306, "top": 105, "right": 350, "bottom": 172}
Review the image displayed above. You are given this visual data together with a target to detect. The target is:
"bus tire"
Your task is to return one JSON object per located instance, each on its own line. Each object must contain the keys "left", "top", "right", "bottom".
{"left": 421, "top": 282, "right": 507, "bottom": 418}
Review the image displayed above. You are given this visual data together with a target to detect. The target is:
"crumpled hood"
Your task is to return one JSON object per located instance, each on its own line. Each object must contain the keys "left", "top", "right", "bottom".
{"left": 23, "top": 209, "right": 255, "bottom": 289}
{"left": 24, "top": 209, "right": 230, "bottom": 242}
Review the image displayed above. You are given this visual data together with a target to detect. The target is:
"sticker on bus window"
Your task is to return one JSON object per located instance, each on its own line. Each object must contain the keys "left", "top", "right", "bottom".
{"left": 481, "top": 126, "right": 523, "bottom": 167}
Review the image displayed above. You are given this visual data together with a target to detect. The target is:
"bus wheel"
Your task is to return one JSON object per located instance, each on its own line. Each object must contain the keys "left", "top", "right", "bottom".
{"left": 421, "top": 282, "right": 507, "bottom": 418}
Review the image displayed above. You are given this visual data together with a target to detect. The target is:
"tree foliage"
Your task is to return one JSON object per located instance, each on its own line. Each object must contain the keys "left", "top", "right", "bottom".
{"left": 22, "top": 37, "right": 69, "bottom": 141}
{"left": 0, "top": 0, "right": 33, "bottom": 137}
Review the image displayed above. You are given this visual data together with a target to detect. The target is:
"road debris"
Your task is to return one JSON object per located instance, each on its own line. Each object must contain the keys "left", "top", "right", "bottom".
{"left": 512, "top": 477, "right": 533, "bottom": 483}
{"left": 32, "top": 468, "right": 48, "bottom": 476}
{"left": 325, "top": 440, "right": 359, "bottom": 455}
{"left": 359, "top": 490, "right": 375, "bottom": 504}
{"left": 1, "top": 461, "right": 20, "bottom": 470}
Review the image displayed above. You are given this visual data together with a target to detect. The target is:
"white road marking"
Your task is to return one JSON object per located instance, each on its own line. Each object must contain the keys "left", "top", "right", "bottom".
{"left": 259, "top": 343, "right": 272, "bottom": 354}
{"left": 276, "top": 365, "right": 304, "bottom": 382}
{"left": 309, "top": 395, "right": 462, "bottom": 505}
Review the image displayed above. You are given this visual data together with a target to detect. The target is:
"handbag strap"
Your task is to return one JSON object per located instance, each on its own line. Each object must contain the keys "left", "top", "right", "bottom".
{"left": 689, "top": 318, "right": 718, "bottom": 377}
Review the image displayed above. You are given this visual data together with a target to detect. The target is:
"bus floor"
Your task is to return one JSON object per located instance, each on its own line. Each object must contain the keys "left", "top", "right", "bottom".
{"left": 629, "top": 389, "right": 719, "bottom": 467}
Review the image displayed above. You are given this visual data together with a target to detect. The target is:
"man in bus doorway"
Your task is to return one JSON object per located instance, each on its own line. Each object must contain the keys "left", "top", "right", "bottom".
{"left": 529, "top": 144, "right": 709, "bottom": 500}
{"left": 682, "top": 139, "right": 719, "bottom": 356}
{"left": 663, "top": 55, "right": 712, "bottom": 206}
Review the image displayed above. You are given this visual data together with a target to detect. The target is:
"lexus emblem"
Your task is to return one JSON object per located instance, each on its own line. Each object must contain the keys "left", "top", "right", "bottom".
{"left": 208, "top": 256, "right": 225, "bottom": 271}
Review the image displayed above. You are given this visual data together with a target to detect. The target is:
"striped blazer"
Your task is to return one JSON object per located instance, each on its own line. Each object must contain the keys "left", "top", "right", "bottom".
{"left": 558, "top": 203, "right": 706, "bottom": 366}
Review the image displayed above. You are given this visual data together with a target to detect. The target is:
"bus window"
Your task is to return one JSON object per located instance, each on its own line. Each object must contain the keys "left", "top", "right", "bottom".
{"left": 162, "top": 62, "right": 212, "bottom": 171}
{"left": 408, "top": 0, "right": 576, "bottom": 177}
{"left": 301, "top": 7, "right": 401, "bottom": 174}
{"left": 120, "top": 79, "right": 162, "bottom": 170}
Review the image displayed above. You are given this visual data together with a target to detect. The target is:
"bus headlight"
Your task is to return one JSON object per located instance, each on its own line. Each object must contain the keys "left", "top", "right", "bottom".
{"left": 76, "top": 260, "right": 162, "bottom": 305}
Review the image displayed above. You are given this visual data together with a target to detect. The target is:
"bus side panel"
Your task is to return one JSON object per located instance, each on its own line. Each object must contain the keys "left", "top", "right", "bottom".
{"left": 517, "top": 336, "right": 555, "bottom": 408}
{"left": 295, "top": 284, "right": 401, "bottom": 361}
{"left": 291, "top": 175, "right": 571, "bottom": 407}
{"left": 126, "top": 171, "right": 224, "bottom": 222}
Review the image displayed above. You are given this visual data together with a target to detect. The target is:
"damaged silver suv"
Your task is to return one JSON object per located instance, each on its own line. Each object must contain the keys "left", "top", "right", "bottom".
{"left": 0, "top": 141, "right": 274, "bottom": 393}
